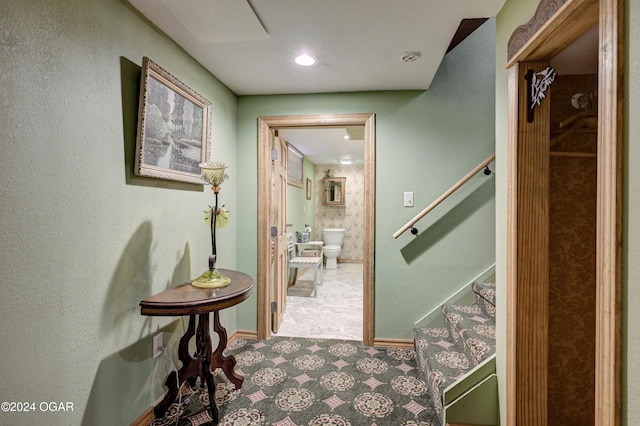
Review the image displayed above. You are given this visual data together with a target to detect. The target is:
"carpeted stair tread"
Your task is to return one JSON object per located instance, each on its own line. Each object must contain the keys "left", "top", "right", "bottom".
{"left": 414, "top": 326, "right": 473, "bottom": 417}
{"left": 441, "top": 303, "right": 496, "bottom": 366}
{"left": 472, "top": 281, "right": 496, "bottom": 319}
{"left": 412, "top": 279, "right": 497, "bottom": 421}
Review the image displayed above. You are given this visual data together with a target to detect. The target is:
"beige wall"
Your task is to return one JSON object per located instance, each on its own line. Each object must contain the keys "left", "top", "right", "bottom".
{"left": 314, "top": 164, "right": 365, "bottom": 261}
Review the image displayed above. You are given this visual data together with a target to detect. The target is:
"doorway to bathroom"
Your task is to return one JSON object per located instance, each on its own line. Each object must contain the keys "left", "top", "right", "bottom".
{"left": 255, "top": 113, "right": 376, "bottom": 346}
{"left": 275, "top": 128, "right": 362, "bottom": 341}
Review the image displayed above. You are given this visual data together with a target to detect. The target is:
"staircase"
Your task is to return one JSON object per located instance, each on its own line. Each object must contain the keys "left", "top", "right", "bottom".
{"left": 414, "top": 280, "right": 498, "bottom": 425}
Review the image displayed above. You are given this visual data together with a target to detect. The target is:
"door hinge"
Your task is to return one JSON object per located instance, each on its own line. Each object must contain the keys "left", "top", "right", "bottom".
{"left": 271, "top": 301, "right": 277, "bottom": 313}
{"left": 271, "top": 226, "right": 278, "bottom": 237}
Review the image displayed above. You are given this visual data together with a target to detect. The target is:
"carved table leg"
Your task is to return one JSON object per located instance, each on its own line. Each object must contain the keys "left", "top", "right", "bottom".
{"left": 154, "top": 315, "right": 198, "bottom": 417}
{"left": 211, "top": 310, "right": 244, "bottom": 388}
{"left": 197, "top": 313, "right": 219, "bottom": 423}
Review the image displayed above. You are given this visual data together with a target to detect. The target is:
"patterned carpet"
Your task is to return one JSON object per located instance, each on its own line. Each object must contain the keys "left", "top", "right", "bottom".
{"left": 149, "top": 337, "right": 440, "bottom": 426}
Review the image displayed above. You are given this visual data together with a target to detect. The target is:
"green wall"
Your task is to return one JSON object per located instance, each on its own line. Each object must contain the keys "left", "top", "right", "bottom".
{"left": 495, "top": 1, "right": 640, "bottom": 424}
{"left": 626, "top": 2, "right": 640, "bottom": 422}
{"left": 286, "top": 157, "right": 317, "bottom": 238}
{"left": 236, "top": 21, "right": 497, "bottom": 339}
{"left": 0, "top": 1, "right": 238, "bottom": 424}
{"left": 627, "top": 3, "right": 640, "bottom": 423}
{"left": 6, "top": 1, "right": 619, "bottom": 423}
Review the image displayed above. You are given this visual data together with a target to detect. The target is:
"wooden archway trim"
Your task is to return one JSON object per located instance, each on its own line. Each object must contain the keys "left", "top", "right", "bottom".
{"left": 507, "top": 0, "right": 567, "bottom": 60}
{"left": 506, "top": 0, "right": 599, "bottom": 67}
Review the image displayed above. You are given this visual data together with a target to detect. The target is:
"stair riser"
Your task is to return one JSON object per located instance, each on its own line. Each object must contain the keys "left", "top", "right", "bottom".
{"left": 475, "top": 293, "right": 496, "bottom": 319}
{"left": 472, "top": 281, "right": 496, "bottom": 321}
{"left": 413, "top": 280, "right": 497, "bottom": 420}
{"left": 442, "top": 304, "right": 495, "bottom": 366}
{"left": 414, "top": 328, "right": 473, "bottom": 417}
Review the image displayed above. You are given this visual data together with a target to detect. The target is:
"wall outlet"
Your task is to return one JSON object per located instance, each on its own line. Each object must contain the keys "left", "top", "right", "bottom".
{"left": 153, "top": 333, "right": 164, "bottom": 358}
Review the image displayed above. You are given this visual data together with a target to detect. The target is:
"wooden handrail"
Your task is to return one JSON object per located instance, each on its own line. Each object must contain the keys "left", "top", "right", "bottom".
{"left": 393, "top": 153, "right": 495, "bottom": 238}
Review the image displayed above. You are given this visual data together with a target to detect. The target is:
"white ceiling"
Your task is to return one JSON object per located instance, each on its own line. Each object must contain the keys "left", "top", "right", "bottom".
{"left": 279, "top": 127, "right": 365, "bottom": 166}
{"left": 129, "top": 0, "right": 506, "bottom": 96}
{"left": 128, "top": 0, "right": 601, "bottom": 167}
{"left": 129, "top": 0, "right": 506, "bottom": 164}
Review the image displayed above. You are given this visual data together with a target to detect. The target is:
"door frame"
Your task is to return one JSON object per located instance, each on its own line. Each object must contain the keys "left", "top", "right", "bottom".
{"left": 505, "top": 0, "right": 623, "bottom": 424}
{"left": 271, "top": 133, "right": 288, "bottom": 333}
{"left": 256, "top": 113, "right": 376, "bottom": 346}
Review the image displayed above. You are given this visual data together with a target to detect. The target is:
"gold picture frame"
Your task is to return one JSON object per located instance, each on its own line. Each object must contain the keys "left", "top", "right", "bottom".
{"left": 306, "top": 178, "right": 312, "bottom": 200}
{"left": 135, "top": 57, "right": 211, "bottom": 184}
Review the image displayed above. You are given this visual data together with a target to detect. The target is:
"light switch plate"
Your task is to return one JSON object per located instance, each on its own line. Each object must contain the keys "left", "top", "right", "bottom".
{"left": 404, "top": 192, "right": 414, "bottom": 207}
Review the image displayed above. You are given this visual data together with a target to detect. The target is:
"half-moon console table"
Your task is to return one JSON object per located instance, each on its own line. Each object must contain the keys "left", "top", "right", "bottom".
{"left": 140, "top": 269, "right": 254, "bottom": 424}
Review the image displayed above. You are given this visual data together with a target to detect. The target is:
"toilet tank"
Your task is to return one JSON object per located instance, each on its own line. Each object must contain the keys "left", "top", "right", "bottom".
{"left": 322, "top": 228, "right": 345, "bottom": 246}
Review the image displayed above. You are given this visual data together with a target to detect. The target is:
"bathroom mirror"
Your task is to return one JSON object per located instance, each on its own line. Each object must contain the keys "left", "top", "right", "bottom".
{"left": 324, "top": 177, "right": 346, "bottom": 206}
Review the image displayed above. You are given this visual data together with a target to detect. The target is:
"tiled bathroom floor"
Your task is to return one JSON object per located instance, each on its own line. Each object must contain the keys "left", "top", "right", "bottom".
{"left": 273, "top": 262, "right": 363, "bottom": 341}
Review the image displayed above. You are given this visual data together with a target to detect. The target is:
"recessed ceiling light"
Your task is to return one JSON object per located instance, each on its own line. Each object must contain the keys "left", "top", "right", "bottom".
{"left": 295, "top": 54, "right": 317, "bottom": 66}
{"left": 340, "top": 159, "right": 353, "bottom": 165}
{"left": 343, "top": 135, "right": 350, "bottom": 140}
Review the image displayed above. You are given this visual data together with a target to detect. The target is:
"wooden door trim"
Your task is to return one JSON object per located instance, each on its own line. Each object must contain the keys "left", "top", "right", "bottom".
{"left": 256, "top": 117, "right": 271, "bottom": 341}
{"left": 505, "top": 0, "right": 623, "bottom": 424}
{"left": 256, "top": 113, "right": 376, "bottom": 346}
{"left": 271, "top": 134, "right": 288, "bottom": 333}
{"left": 506, "top": 0, "right": 600, "bottom": 66}
{"left": 510, "top": 60, "right": 552, "bottom": 424}
{"left": 505, "top": 64, "right": 519, "bottom": 426}
{"left": 595, "top": 0, "right": 623, "bottom": 424}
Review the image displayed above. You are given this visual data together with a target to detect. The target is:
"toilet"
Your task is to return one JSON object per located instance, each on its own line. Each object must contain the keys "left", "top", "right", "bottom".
{"left": 322, "top": 228, "right": 345, "bottom": 269}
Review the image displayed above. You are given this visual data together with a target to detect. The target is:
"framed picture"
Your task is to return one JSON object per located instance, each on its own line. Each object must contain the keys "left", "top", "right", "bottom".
{"left": 306, "top": 178, "right": 312, "bottom": 200}
{"left": 135, "top": 57, "right": 211, "bottom": 184}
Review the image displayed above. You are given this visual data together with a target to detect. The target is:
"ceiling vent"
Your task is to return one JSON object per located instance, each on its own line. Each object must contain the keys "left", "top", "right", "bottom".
{"left": 401, "top": 51, "right": 422, "bottom": 63}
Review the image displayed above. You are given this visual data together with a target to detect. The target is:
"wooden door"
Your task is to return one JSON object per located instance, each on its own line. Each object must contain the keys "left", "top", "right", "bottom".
{"left": 271, "top": 132, "right": 288, "bottom": 332}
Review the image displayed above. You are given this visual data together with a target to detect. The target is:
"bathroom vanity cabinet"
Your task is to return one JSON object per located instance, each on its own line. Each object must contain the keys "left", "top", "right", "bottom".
{"left": 324, "top": 177, "right": 346, "bottom": 206}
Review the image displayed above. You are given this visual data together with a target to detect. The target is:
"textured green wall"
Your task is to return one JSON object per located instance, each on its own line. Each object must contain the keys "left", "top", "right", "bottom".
{"left": 622, "top": 1, "right": 638, "bottom": 423}
{"left": 4, "top": 1, "right": 618, "bottom": 423}
{"left": 236, "top": 21, "right": 497, "bottom": 339}
{"left": 496, "top": 1, "right": 640, "bottom": 424}
{"left": 286, "top": 157, "right": 317, "bottom": 239}
{"left": 0, "top": 1, "right": 237, "bottom": 424}
{"left": 627, "top": 3, "right": 640, "bottom": 423}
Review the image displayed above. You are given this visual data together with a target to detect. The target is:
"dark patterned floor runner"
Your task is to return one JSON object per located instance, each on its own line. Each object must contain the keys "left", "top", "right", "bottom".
{"left": 149, "top": 337, "right": 439, "bottom": 426}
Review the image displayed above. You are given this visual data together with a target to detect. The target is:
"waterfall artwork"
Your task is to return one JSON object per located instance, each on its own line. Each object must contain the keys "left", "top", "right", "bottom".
{"left": 135, "top": 57, "right": 212, "bottom": 184}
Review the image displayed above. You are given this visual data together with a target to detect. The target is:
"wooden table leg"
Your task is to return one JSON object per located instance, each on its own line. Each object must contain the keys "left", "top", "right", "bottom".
{"left": 154, "top": 315, "right": 198, "bottom": 417}
{"left": 153, "top": 313, "right": 231, "bottom": 424}
{"left": 196, "top": 313, "right": 219, "bottom": 423}
{"left": 211, "top": 310, "right": 244, "bottom": 389}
